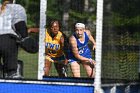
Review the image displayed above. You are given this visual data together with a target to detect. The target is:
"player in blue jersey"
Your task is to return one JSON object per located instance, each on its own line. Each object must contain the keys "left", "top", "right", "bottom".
{"left": 68, "top": 23, "right": 96, "bottom": 78}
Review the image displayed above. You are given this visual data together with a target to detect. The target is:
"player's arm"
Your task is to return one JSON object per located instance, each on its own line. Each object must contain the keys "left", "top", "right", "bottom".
{"left": 28, "top": 28, "right": 39, "bottom": 33}
{"left": 69, "top": 36, "right": 91, "bottom": 62}
{"left": 13, "top": 4, "right": 38, "bottom": 53}
{"left": 86, "top": 30, "right": 96, "bottom": 50}
{"left": 14, "top": 21, "right": 28, "bottom": 38}
{"left": 60, "top": 35, "right": 65, "bottom": 48}
{"left": 12, "top": 4, "right": 28, "bottom": 39}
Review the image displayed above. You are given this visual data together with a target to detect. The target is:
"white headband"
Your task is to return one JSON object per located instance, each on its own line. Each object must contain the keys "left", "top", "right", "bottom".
{"left": 75, "top": 23, "right": 85, "bottom": 28}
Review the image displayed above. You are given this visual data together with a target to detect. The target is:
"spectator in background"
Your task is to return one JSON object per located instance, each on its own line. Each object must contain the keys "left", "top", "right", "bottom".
{"left": 44, "top": 20, "right": 68, "bottom": 77}
{"left": 0, "top": 0, "right": 28, "bottom": 78}
{"left": 68, "top": 23, "right": 96, "bottom": 78}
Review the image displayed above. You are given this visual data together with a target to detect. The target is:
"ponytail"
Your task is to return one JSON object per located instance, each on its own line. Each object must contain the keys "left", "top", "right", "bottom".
{"left": 0, "top": 0, "right": 9, "bottom": 14}
{"left": 61, "top": 31, "right": 70, "bottom": 59}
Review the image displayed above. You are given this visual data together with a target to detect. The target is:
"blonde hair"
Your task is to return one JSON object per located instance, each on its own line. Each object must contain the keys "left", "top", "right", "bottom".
{"left": 0, "top": 0, "right": 9, "bottom": 14}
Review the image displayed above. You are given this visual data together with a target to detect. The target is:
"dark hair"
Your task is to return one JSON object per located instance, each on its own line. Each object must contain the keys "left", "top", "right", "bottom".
{"left": 49, "top": 20, "right": 69, "bottom": 58}
{"left": 50, "top": 21, "right": 59, "bottom": 27}
{"left": 48, "top": 20, "right": 62, "bottom": 30}
{"left": 2, "top": 0, "right": 13, "bottom": 3}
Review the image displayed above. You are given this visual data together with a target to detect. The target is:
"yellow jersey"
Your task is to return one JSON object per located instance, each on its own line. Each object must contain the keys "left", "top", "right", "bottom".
{"left": 45, "top": 29, "right": 64, "bottom": 58}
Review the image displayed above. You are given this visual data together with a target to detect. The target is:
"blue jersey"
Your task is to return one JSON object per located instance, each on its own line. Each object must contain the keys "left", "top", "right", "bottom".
{"left": 68, "top": 32, "right": 92, "bottom": 63}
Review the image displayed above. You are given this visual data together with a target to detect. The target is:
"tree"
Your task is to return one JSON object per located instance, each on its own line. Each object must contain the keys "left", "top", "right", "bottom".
{"left": 16, "top": 0, "right": 40, "bottom": 28}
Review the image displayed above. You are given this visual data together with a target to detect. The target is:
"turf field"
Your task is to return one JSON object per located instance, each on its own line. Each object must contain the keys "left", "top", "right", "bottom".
{"left": 18, "top": 49, "right": 38, "bottom": 79}
{"left": 18, "top": 48, "right": 92, "bottom": 79}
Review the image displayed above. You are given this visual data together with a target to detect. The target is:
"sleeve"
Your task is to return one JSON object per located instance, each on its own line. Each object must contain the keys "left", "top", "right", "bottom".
{"left": 14, "top": 21, "right": 28, "bottom": 38}
{"left": 9, "top": 4, "right": 28, "bottom": 38}
{"left": 12, "top": 4, "right": 27, "bottom": 25}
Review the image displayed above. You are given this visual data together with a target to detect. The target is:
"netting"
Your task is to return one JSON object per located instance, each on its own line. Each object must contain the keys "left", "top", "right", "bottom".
{"left": 102, "top": 0, "right": 140, "bottom": 83}
{"left": 16, "top": 0, "right": 40, "bottom": 79}
{"left": 0, "top": 0, "right": 97, "bottom": 79}
{"left": 0, "top": 0, "right": 140, "bottom": 92}
{"left": 38, "top": 0, "right": 97, "bottom": 79}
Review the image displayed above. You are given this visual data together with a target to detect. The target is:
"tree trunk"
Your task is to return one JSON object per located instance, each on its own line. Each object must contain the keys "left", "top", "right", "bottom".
{"left": 62, "top": 0, "right": 70, "bottom": 31}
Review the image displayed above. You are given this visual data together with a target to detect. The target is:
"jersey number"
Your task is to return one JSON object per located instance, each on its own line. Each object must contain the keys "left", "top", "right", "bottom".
{"left": 79, "top": 49, "right": 84, "bottom": 54}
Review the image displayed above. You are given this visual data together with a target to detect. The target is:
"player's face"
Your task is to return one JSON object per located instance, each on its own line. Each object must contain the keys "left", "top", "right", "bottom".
{"left": 51, "top": 22, "right": 59, "bottom": 35}
{"left": 75, "top": 27, "right": 84, "bottom": 38}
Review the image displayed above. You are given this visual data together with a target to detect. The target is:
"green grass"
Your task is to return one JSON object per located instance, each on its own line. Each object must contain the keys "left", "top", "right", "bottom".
{"left": 18, "top": 49, "right": 90, "bottom": 79}
{"left": 18, "top": 49, "right": 38, "bottom": 79}
{"left": 18, "top": 48, "right": 139, "bottom": 81}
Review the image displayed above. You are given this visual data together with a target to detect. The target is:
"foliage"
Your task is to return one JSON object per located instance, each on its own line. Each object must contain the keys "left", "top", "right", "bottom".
{"left": 111, "top": 0, "right": 140, "bottom": 27}
{"left": 102, "top": 0, "right": 140, "bottom": 80}
{"left": 16, "top": 0, "right": 96, "bottom": 29}
{"left": 16, "top": 0, "right": 40, "bottom": 27}
{"left": 15, "top": 0, "right": 140, "bottom": 80}
{"left": 112, "top": 14, "right": 140, "bottom": 26}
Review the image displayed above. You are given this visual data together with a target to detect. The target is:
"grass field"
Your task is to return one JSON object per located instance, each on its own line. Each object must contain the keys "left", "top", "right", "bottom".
{"left": 18, "top": 48, "right": 93, "bottom": 79}
{"left": 18, "top": 45, "right": 139, "bottom": 81}
{"left": 18, "top": 49, "right": 38, "bottom": 79}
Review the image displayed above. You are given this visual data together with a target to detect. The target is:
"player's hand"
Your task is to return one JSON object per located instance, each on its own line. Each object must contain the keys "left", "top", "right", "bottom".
{"left": 88, "top": 58, "right": 96, "bottom": 68}
{"left": 89, "top": 58, "right": 96, "bottom": 65}
{"left": 45, "top": 55, "right": 54, "bottom": 62}
{"left": 93, "top": 45, "right": 96, "bottom": 50}
{"left": 60, "top": 36, "right": 64, "bottom": 47}
{"left": 64, "top": 59, "right": 68, "bottom": 65}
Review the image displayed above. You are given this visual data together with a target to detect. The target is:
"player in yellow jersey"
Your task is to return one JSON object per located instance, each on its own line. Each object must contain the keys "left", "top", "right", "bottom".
{"left": 44, "top": 20, "right": 68, "bottom": 77}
